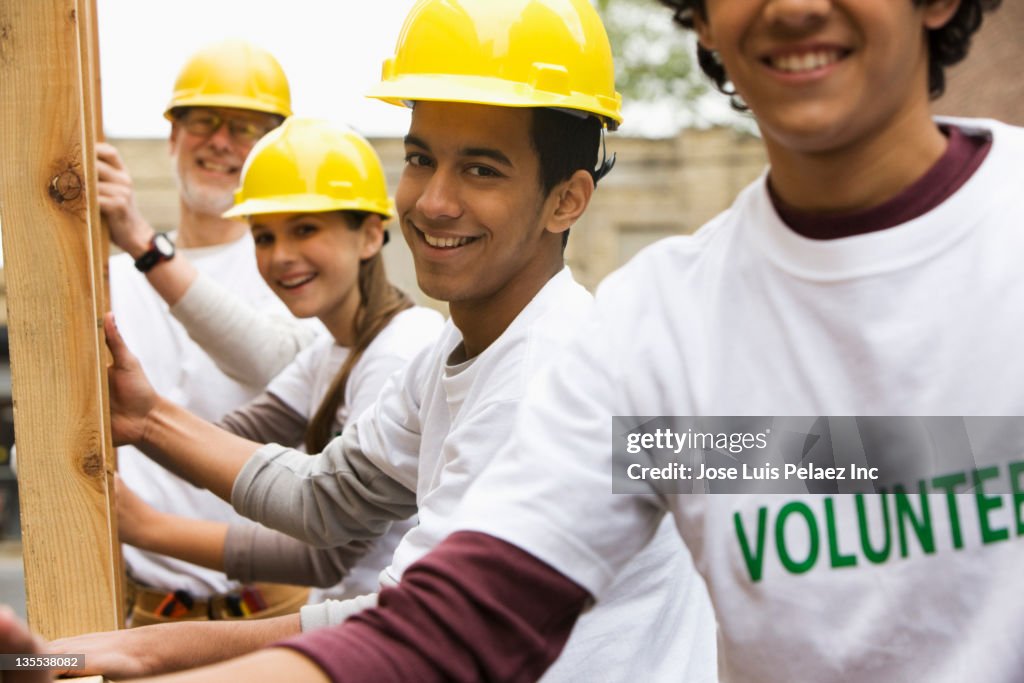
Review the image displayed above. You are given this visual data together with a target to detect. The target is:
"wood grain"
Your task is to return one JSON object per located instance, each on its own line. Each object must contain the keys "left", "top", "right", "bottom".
{"left": 0, "top": 0, "right": 123, "bottom": 639}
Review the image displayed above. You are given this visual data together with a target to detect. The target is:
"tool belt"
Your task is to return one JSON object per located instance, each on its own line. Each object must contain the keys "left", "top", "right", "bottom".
{"left": 126, "top": 578, "right": 309, "bottom": 625}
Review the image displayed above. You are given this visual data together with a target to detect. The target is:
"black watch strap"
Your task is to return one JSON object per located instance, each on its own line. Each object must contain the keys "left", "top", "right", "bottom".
{"left": 134, "top": 233, "right": 175, "bottom": 273}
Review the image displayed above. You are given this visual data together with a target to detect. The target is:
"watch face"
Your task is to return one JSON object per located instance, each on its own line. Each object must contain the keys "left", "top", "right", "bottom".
{"left": 134, "top": 233, "right": 175, "bottom": 272}
{"left": 154, "top": 234, "right": 175, "bottom": 258}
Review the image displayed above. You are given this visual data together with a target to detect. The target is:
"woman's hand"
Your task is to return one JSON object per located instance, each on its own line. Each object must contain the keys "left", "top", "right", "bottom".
{"left": 104, "top": 312, "right": 159, "bottom": 446}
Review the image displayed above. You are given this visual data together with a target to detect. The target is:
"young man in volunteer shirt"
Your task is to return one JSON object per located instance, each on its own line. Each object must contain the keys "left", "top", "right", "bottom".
{"left": 6, "top": 2, "right": 714, "bottom": 681}
{"left": 172, "top": 0, "right": 1021, "bottom": 681}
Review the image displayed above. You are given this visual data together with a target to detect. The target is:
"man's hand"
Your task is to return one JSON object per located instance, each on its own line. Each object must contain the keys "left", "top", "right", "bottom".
{"left": 104, "top": 312, "right": 159, "bottom": 446}
{"left": 48, "top": 616, "right": 304, "bottom": 680}
{"left": 48, "top": 625, "right": 163, "bottom": 679}
{"left": 96, "top": 141, "right": 156, "bottom": 257}
{"left": 0, "top": 606, "right": 53, "bottom": 683}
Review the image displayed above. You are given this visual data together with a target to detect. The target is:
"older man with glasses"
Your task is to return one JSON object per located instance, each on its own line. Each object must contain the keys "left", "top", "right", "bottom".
{"left": 96, "top": 39, "right": 316, "bottom": 627}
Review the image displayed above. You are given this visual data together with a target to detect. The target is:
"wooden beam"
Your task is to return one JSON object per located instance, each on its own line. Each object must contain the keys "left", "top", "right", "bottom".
{"left": 78, "top": 0, "right": 124, "bottom": 626}
{"left": 0, "top": 0, "right": 123, "bottom": 639}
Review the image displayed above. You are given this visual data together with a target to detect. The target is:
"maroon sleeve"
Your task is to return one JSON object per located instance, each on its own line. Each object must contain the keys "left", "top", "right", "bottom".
{"left": 276, "top": 531, "right": 590, "bottom": 682}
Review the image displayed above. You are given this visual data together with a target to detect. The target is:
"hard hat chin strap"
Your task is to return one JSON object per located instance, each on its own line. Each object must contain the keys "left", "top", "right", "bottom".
{"left": 591, "top": 127, "right": 616, "bottom": 186}
{"left": 550, "top": 107, "right": 616, "bottom": 185}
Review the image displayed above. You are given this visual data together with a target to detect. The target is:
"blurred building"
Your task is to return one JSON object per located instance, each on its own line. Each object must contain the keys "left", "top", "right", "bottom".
{"left": 106, "top": 127, "right": 767, "bottom": 301}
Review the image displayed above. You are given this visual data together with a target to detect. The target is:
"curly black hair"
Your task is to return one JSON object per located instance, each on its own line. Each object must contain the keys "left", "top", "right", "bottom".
{"left": 658, "top": 0, "right": 1002, "bottom": 108}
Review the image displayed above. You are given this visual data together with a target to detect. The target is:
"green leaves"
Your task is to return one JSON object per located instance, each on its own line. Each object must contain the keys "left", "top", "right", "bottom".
{"left": 597, "top": 0, "right": 708, "bottom": 110}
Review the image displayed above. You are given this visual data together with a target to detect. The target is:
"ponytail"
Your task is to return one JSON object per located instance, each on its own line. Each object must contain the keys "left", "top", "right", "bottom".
{"left": 305, "top": 213, "right": 413, "bottom": 452}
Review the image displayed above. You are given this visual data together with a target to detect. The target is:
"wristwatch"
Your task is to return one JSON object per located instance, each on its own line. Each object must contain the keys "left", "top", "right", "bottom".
{"left": 134, "top": 233, "right": 175, "bottom": 273}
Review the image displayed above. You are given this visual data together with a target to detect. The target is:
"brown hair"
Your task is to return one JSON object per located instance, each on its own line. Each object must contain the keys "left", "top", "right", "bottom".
{"left": 304, "top": 212, "right": 413, "bottom": 452}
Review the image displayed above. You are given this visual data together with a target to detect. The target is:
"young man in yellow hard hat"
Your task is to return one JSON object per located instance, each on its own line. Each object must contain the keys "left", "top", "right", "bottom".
{"left": 98, "top": 40, "right": 314, "bottom": 626}
{"left": 235, "top": 1, "right": 1019, "bottom": 682}
{"left": 29, "top": 1, "right": 715, "bottom": 681}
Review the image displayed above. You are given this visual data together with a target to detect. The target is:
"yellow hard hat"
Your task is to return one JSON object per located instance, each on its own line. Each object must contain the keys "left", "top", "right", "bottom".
{"left": 366, "top": 0, "right": 622, "bottom": 129}
{"left": 223, "top": 117, "right": 394, "bottom": 220}
{"left": 164, "top": 39, "right": 292, "bottom": 120}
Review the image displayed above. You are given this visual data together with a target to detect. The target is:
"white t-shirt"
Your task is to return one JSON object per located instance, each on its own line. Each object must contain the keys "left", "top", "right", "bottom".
{"left": 113, "top": 233, "right": 297, "bottom": 596}
{"left": 455, "top": 119, "right": 1024, "bottom": 682}
{"left": 235, "top": 269, "right": 717, "bottom": 682}
{"left": 266, "top": 306, "right": 444, "bottom": 600}
{"left": 267, "top": 307, "right": 444, "bottom": 431}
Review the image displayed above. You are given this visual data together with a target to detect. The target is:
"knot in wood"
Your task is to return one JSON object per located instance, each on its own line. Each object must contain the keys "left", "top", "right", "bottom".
{"left": 80, "top": 452, "right": 104, "bottom": 479}
{"left": 49, "top": 170, "right": 82, "bottom": 203}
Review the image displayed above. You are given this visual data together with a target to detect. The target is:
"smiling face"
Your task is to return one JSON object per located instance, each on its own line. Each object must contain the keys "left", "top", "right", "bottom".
{"left": 694, "top": 0, "right": 960, "bottom": 155}
{"left": 169, "top": 107, "right": 280, "bottom": 217}
{"left": 250, "top": 211, "right": 383, "bottom": 343}
{"left": 396, "top": 102, "right": 575, "bottom": 325}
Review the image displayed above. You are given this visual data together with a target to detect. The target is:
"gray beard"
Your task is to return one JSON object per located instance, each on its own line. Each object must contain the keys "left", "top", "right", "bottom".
{"left": 174, "top": 174, "right": 236, "bottom": 217}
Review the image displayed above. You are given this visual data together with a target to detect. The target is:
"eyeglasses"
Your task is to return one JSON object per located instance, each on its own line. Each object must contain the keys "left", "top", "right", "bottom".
{"left": 177, "top": 108, "right": 281, "bottom": 145}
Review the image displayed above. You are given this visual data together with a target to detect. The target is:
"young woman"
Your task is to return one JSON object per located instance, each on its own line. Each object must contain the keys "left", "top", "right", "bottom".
{"left": 116, "top": 117, "right": 443, "bottom": 619}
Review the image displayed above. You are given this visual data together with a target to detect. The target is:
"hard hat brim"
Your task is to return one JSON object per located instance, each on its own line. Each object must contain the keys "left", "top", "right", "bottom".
{"left": 223, "top": 195, "right": 394, "bottom": 220}
{"left": 163, "top": 94, "right": 292, "bottom": 121}
{"left": 366, "top": 74, "right": 622, "bottom": 129}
